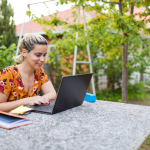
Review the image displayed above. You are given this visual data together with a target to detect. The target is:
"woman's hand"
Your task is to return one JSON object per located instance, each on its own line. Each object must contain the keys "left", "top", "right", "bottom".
{"left": 23, "top": 96, "right": 50, "bottom": 106}
{"left": 0, "top": 94, "right": 51, "bottom": 112}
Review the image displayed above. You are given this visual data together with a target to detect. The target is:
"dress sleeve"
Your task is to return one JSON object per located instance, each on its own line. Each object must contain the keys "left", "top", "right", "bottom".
{"left": 0, "top": 67, "right": 13, "bottom": 95}
{"left": 39, "top": 68, "right": 50, "bottom": 86}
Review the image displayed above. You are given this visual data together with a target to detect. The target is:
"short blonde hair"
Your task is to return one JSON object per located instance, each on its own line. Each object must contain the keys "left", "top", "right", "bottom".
{"left": 13, "top": 33, "right": 47, "bottom": 63}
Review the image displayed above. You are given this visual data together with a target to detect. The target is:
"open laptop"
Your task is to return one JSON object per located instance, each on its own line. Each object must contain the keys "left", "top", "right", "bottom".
{"left": 29, "top": 73, "right": 93, "bottom": 114}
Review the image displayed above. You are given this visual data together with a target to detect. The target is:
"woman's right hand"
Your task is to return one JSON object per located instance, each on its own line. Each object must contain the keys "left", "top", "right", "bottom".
{"left": 23, "top": 96, "right": 50, "bottom": 106}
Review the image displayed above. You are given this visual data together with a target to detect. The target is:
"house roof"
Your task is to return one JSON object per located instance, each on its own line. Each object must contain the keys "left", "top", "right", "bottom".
{"left": 132, "top": 7, "right": 150, "bottom": 39}
{"left": 16, "top": 7, "right": 150, "bottom": 39}
{"left": 16, "top": 8, "right": 96, "bottom": 36}
{"left": 125, "top": 7, "right": 150, "bottom": 38}
{"left": 132, "top": 7, "right": 150, "bottom": 28}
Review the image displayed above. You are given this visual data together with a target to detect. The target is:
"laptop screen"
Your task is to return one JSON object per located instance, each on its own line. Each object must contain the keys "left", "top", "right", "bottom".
{"left": 52, "top": 73, "right": 93, "bottom": 114}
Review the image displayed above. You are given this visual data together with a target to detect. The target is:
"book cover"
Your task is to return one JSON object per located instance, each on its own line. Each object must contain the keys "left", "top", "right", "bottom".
{"left": 0, "top": 111, "right": 32, "bottom": 129}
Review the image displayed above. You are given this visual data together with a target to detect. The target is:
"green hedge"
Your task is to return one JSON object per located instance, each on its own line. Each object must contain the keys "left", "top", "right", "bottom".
{"left": 96, "top": 82, "right": 146, "bottom": 102}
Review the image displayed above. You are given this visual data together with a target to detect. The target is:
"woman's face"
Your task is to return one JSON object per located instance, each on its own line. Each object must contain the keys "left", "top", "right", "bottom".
{"left": 24, "top": 44, "right": 47, "bottom": 70}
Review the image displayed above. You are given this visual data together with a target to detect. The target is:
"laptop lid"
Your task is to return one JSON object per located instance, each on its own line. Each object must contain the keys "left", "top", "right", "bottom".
{"left": 52, "top": 73, "right": 93, "bottom": 114}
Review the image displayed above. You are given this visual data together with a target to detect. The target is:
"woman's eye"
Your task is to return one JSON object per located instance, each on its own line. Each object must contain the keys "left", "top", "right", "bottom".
{"left": 36, "top": 55, "right": 41, "bottom": 57}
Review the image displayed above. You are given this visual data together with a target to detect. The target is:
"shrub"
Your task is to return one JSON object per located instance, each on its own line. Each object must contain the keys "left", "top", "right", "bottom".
{"left": 96, "top": 82, "right": 146, "bottom": 102}
{"left": 0, "top": 38, "right": 16, "bottom": 71}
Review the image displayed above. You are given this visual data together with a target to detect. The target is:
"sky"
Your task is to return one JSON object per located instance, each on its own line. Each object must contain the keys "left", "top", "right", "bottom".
{"left": 8, "top": 0, "right": 73, "bottom": 25}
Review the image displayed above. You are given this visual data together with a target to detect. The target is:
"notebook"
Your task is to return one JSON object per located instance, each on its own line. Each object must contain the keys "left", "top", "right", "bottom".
{"left": 10, "top": 105, "right": 33, "bottom": 114}
{"left": 0, "top": 111, "right": 32, "bottom": 129}
{"left": 29, "top": 73, "right": 93, "bottom": 114}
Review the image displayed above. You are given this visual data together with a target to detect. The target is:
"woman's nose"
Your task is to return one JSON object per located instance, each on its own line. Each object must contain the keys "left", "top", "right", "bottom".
{"left": 40, "top": 56, "right": 45, "bottom": 61}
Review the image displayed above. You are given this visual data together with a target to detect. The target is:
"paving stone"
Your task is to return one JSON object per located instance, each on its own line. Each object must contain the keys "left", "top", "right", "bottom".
{"left": 0, "top": 100, "right": 150, "bottom": 150}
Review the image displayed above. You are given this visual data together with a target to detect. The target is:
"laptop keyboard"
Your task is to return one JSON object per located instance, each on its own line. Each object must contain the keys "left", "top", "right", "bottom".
{"left": 36, "top": 104, "right": 53, "bottom": 112}
{"left": 29, "top": 100, "right": 55, "bottom": 113}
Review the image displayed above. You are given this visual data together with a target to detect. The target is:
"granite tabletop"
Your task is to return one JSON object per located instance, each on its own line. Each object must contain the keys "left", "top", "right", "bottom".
{"left": 0, "top": 100, "right": 150, "bottom": 150}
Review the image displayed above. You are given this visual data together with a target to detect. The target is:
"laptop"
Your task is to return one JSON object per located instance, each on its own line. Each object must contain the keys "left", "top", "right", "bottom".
{"left": 29, "top": 73, "right": 93, "bottom": 114}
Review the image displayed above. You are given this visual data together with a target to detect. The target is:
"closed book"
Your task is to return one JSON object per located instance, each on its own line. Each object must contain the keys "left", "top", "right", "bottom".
{"left": 0, "top": 111, "right": 32, "bottom": 129}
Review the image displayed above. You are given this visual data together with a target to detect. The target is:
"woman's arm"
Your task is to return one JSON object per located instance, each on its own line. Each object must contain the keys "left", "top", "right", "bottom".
{"left": 0, "top": 93, "right": 24, "bottom": 112}
{"left": 41, "top": 81, "right": 57, "bottom": 100}
{"left": 0, "top": 93, "right": 50, "bottom": 112}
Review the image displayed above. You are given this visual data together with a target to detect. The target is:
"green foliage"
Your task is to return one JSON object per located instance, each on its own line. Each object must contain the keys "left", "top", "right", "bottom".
{"left": 131, "top": 39, "right": 150, "bottom": 75}
{"left": 45, "top": 47, "right": 63, "bottom": 91}
{"left": 96, "top": 88, "right": 122, "bottom": 102}
{"left": 0, "top": 0, "right": 17, "bottom": 47}
{"left": 128, "top": 82, "right": 146, "bottom": 100}
{"left": 96, "top": 82, "right": 146, "bottom": 102}
{"left": 0, "top": 36, "right": 16, "bottom": 71}
{"left": 29, "top": 0, "right": 150, "bottom": 97}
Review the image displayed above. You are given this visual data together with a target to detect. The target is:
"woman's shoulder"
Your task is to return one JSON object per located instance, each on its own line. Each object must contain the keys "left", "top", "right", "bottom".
{"left": 1, "top": 65, "right": 16, "bottom": 70}
{"left": 0, "top": 65, "right": 16, "bottom": 76}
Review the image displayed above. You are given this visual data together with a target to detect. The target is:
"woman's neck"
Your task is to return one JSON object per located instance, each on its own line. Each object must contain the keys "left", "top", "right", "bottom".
{"left": 17, "top": 61, "right": 34, "bottom": 77}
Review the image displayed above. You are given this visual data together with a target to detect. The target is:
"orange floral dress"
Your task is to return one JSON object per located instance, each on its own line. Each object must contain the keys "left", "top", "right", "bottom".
{"left": 0, "top": 65, "right": 49, "bottom": 101}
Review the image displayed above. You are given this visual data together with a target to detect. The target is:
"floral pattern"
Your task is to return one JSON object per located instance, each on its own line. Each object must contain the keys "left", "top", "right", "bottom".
{"left": 0, "top": 65, "right": 49, "bottom": 101}
{"left": 13, "top": 67, "right": 18, "bottom": 74}
{"left": 16, "top": 77, "right": 24, "bottom": 90}
{"left": 35, "top": 75, "right": 39, "bottom": 84}
{"left": 0, "top": 79, "right": 7, "bottom": 92}
{"left": 0, "top": 81, "right": 4, "bottom": 86}
{"left": 1, "top": 69, "right": 6, "bottom": 75}
{"left": 0, "top": 85, "right": 4, "bottom": 92}
{"left": 40, "top": 72, "right": 45, "bottom": 80}
{"left": 9, "top": 79, "right": 13, "bottom": 87}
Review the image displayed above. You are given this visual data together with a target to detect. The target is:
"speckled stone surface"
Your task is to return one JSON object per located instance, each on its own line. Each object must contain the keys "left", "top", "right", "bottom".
{"left": 0, "top": 100, "right": 150, "bottom": 150}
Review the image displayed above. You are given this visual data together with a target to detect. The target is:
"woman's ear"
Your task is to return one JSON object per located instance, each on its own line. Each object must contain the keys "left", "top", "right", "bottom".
{"left": 22, "top": 49, "right": 27, "bottom": 57}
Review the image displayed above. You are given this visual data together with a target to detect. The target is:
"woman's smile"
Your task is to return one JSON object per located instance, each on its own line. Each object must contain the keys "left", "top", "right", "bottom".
{"left": 36, "top": 62, "right": 44, "bottom": 67}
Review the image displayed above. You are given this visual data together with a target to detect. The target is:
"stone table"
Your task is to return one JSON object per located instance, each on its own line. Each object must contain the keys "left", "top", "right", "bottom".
{"left": 0, "top": 100, "right": 150, "bottom": 150}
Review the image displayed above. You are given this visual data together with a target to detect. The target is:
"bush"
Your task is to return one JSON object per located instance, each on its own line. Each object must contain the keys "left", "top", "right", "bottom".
{"left": 96, "top": 82, "right": 146, "bottom": 102}
{"left": 128, "top": 82, "right": 146, "bottom": 100}
{"left": 0, "top": 43, "right": 16, "bottom": 71}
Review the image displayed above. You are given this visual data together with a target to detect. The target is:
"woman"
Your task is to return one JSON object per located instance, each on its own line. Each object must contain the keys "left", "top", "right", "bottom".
{"left": 0, "top": 33, "right": 56, "bottom": 112}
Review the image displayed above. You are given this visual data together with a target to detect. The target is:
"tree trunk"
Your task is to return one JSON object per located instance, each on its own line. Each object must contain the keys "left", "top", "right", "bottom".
{"left": 122, "top": 42, "right": 128, "bottom": 102}
{"left": 140, "top": 73, "right": 144, "bottom": 82}
{"left": 111, "top": 81, "right": 115, "bottom": 92}
{"left": 95, "top": 71, "right": 99, "bottom": 91}
{"left": 107, "top": 75, "right": 110, "bottom": 89}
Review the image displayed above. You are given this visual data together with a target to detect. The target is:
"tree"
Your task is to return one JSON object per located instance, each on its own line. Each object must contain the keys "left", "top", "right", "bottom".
{"left": 99, "top": 0, "right": 149, "bottom": 102}
{"left": 0, "top": 35, "right": 16, "bottom": 71}
{"left": 29, "top": 0, "right": 150, "bottom": 101}
{"left": 0, "top": 0, "right": 17, "bottom": 47}
{"left": 132, "top": 39, "right": 150, "bottom": 82}
{"left": 56, "top": 0, "right": 150, "bottom": 102}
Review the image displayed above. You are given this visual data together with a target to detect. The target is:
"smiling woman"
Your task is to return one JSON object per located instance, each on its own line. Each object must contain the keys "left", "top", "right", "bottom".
{"left": 0, "top": 33, "right": 56, "bottom": 112}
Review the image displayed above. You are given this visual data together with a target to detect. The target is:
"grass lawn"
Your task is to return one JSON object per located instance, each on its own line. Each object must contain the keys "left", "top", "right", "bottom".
{"left": 139, "top": 135, "right": 150, "bottom": 150}
{"left": 127, "top": 93, "right": 150, "bottom": 106}
{"left": 127, "top": 94, "right": 150, "bottom": 150}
